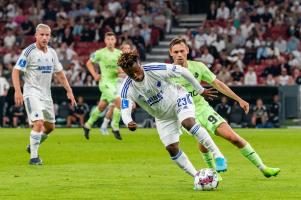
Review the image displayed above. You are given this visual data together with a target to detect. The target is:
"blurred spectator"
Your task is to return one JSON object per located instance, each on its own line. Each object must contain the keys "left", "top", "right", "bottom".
{"left": 251, "top": 98, "right": 272, "bottom": 128}
{"left": 278, "top": 68, "right": 291, "bottom": 86}
{"left": 216, "top": 1, "right": 230, "bottom": 20}
{"left": 215, "top": 96, "right": 231, "bottom": 122}
{"left": 20, "top": 16, "right": 35, "bottom": 36}
{"left": 212, "top": 35, "right": 225, "bottom": 52}
{"left": 266, "top": 74, "right": 276, "bottom": 86}
{"left": 4, "top": 28, "right": 16, "bottom": 49}
{"left": 206, "top": 2, "right": 217, "bottom": 20}
{"left": 244, "top": 66, "right": 257, "bottom": 85}
{"left": 269, "top": 95, "right": 280, "bottom": 128}
{"left": 292, "top": 68, "right": 301, "bottom": 85}
{"left": 81, "top": 24, "right": 96, "bottom": 42}
{"left": 140, "top": 23, "right": 152, "bottom": 51}
{"left": 196, "top": 47, "right": 214, "bottom": 65}
{"left": 229, "top": 101, "right": 246, "bottom": 127}
{"left": 286, "top": 35, "right": 300, "bottom": 53}
{"left": 274, "top": 36, "right": 287, "bottom": 54}
{"left": 0, "top": 72, "right": 10, "bottom": 127}
{"left": 131, "top": 29, "right": 146, "bottom": 61}
{"left": 67, "top": 96, "right": 89, "bottom": 127}
{"left": 230, "top": 66, "right": 244, "bottom": 85}
{"left": 9, "top": 104, "right": 26, "bottom": 127}
{"left": 217, "top": 66, "right": 231, "bottom": 84}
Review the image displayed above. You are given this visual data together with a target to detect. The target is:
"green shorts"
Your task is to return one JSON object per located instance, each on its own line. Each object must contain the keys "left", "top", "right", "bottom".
{"left": 99, "top": 82, "right": 117, "bottom": 103}
{"left": 195, "top": 104, "right": 226, "bottom": 135}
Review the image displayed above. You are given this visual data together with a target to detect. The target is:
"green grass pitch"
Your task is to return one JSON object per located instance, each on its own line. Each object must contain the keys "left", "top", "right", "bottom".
{"left": 0, "top": 128, "right": 301, "bottom": 200}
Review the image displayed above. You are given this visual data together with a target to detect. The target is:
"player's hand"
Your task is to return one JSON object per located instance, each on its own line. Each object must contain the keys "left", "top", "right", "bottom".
{"left": 93, "top": 74, "right": 100, "bottom": 81}
{"left": 14, "top": 91, "right": 23, "bottom": 107}
{"left": 239, "top": 99, "right": 249, "bottom": 114}
{"left": 201, "top": 88, "right": 218, "bottom": 101}
{"left": 67, "top": 91, "right": 77, "bottom": 107}
{"left": 128, "top": 121, "right": 137, "bottom": 131}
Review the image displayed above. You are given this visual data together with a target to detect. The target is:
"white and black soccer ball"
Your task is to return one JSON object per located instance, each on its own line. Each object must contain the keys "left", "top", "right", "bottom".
{"left": 194, "top": 168, "right": 219, "bottom": 191}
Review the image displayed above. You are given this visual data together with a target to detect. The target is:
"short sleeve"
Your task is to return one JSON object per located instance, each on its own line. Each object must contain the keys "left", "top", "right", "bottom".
{"left": 52, "top": 50, "right": 63, "bottom": 72}
{"left": 199, "top": 62, "right": 216, "bottom": 84}
{"left": 14, "top": 50, "right": 28, "bottom": 72}
{"left": 90, "top": 50, "right": 101, "bottom": 63}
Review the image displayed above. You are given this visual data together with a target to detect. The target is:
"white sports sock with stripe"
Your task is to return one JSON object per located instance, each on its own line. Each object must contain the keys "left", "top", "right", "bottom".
{"left": 189, "top": 123, "right": 223, "bottom": 159}
{"left": 30, "top": 130, "right": 42, "bottom": 159}
{"left": 171, "top": 150, "right": 197, "bottom": 177}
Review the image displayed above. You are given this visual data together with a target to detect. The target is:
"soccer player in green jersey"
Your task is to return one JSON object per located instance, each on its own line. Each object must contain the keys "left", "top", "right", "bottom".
{"left": 83, "top": 32, "right": 122, "bottom": 140}
{"left": 99, "top": 41, "right": 135, "bottom": 135}
{"left": 169, "top": 37, "right": 280, "bottom": 178}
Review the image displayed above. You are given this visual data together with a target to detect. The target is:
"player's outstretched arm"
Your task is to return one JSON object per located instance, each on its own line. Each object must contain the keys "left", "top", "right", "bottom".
{"left": 55, "top": 71, "right": 77, "bottom": 107}
{"left": 12, "top": 68, "right": 23, "bottom": 107}
{"left": 86, "top": 59, "right": 100, "bottom": 81}
{"left": 211, "top": 79, "right": 249, "bottom": 113}
{"left": 121, "top": 98, "right": 136, "bottom": 131}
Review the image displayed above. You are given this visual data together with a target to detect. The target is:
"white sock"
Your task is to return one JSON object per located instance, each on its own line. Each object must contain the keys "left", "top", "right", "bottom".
{"left": 189, "top": 124, "right": 224, "bottom": 159}
{"left": 101, "top": 118, "right": 110, "bottom": 129}
{"left": 40, "top": 133, "right": 48, "bottom": 144}
{"left": 171, "top": 150, "right": 197, "bottom": 177}
{"left": 30, "top": 130, "right": 42, "bottom": 159}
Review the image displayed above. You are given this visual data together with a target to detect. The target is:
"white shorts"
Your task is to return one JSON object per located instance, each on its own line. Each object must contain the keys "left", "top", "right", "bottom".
{"left": 156, "top": 93, "right": 195, "bottom": 146}
{"left": 24, "top": 96, "right": 56, "bottom": 125}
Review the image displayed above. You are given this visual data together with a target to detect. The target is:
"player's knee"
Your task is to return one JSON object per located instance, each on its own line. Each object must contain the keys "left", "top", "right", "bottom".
{"left": 32, "top": 120, "right": 44, "bottom": 132}
{"left": 44, "top": 124, "right": 55, "bottom": 134}
{"left": 165, "top": 143, "right": 179, "bottom": 157}
{"left": 181, "top": 117, "right": 196, "bottom": 131}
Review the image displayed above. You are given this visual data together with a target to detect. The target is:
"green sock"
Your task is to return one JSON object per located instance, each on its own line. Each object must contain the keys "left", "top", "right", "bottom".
{"left": 40, "top": 133, "right": 48, "bottom": 144}
{"left": 240, "top": 143, "right": 265, "bottom": 170}
{"left": 202, "top": 152, "right": 215, "bottom": 168}
{"left": 111, "top": 108, "right": 121, "bottom": 131}
{"left": 86, "top": 107, "right": 101, "bottom": 128}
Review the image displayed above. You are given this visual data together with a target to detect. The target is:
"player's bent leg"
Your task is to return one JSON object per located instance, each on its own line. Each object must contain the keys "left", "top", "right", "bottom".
{"left": 216, "top": 122, "right": 280, "bottom": 177}
{"left": 100, "top": 104, "right": 113, "bottom": 135}
{"left": 166, "top": 142, "right": 197, "bottom": 177}
{"left": 84, "top": 100, "right": 108, "bottom": 139}
{"left": 181, "top": 117, "right": 227, "bottom": 172}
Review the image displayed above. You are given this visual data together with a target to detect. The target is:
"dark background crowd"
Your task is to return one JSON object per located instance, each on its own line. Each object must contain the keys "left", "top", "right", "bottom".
{"left": 1, "top": 0, "right": 296, "bottom": 128}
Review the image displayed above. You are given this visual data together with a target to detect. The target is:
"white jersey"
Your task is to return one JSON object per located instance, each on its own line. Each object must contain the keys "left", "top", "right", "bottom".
{"left": 120, "top": 63, "right": 204, "bottom": 126}
{"left": 14, "top": 43, "right": 63, "bottom": 101}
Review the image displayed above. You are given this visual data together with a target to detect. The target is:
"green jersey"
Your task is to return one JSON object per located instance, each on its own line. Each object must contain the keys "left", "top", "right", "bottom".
{"left": 90, "top": 47, "right": 122, "bottom": 84}
{"left": 174, "top": 60, "right": 216, "bottom": 107}
{"left": 174, "top": 60, "right": 225, "bottom": 134}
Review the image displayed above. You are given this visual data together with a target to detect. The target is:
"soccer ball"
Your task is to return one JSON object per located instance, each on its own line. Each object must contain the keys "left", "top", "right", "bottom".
{"left": 194, "top": 168, "right": 219, "bottom": 191}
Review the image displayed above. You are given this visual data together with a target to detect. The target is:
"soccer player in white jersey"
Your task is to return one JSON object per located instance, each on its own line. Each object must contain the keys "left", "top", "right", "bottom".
{"left": 12, "top": 24, "right": 76, "bottom": 165}
{"left": 118, "top": 51, "right": 227, "bottom": 177}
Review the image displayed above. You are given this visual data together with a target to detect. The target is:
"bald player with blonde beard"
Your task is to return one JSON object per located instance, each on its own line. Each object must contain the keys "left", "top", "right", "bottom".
{"left": 12, "top": 24, "right": 76, "bottom": 165}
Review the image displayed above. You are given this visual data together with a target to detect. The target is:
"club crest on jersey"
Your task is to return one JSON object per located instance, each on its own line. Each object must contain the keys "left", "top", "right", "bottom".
{"left": 194, "top": 72, "right": 199, "bottom": 78}
{"left": 156, "top": 81, "right": 161, "bottom": 88}
{"left": 172, "top": 65, "right": 177, "bottom": 71}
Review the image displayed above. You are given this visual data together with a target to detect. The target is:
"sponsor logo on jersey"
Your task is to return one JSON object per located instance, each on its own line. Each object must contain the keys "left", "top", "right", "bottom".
{"left": 188, "top": 90, "right": 199, "bottom": 97}
{"left": 146, "top": 90, "right": 163, "bottom": 106}
{"left": 37, "top": 65, "right": 52, "bottom": 73}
